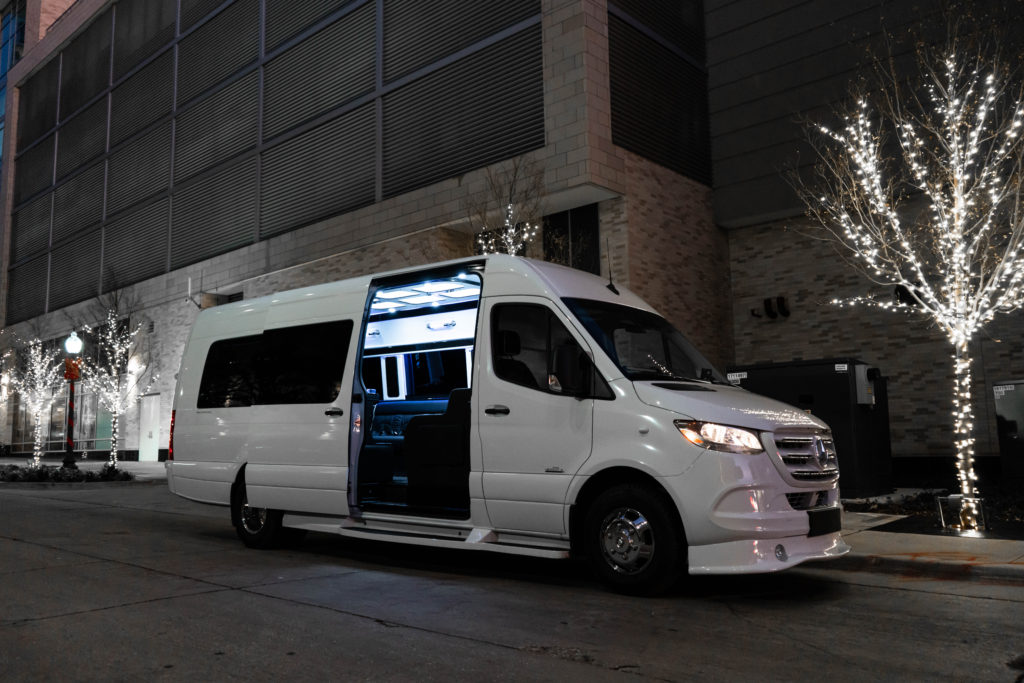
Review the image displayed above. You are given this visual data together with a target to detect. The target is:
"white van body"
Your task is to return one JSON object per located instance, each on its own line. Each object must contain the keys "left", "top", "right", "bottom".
{"left": 168, "top": 255, "right": 848, "bottom": 592}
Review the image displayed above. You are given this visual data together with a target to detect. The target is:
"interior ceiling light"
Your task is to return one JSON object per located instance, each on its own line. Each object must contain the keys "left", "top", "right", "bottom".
{"left": 402, "top": 294, "right": 443, "bottom": 305}
{"left": 413, "top": 281, "right": 459, "bottom": 293}
{"left": 376, "top": 290, "right": 417, "bottom": 299}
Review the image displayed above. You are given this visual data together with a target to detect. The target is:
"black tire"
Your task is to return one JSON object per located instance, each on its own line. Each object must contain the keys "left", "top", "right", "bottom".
{"left": 230, "top": 474, "right": 286, "bottom": 549}
{"left": 583, "top": 483, "right": 685, "bottom": 596}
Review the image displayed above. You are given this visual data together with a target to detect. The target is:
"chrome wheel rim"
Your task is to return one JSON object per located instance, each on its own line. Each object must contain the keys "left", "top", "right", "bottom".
{"left": 240, "top": 498, "right": 267, "bottom": 534}
{"left": 599, "top": 507, "right": 654, "bottom": 575}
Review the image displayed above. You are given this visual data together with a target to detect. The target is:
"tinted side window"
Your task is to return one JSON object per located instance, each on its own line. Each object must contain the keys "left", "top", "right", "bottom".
{"left": 196, "top": 320, "right": 353, "bottom": 408}
{"left": 259, "top": 320, "right": 353, "bottom": 404}
{"left": 197, "top": 335, "right": 261, "bottom": 408}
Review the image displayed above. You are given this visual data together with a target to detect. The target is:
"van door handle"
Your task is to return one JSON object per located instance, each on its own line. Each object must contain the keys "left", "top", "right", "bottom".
{"left": 324, "top": 407, "right": 344, "bottom": 417}
{"left": 485, "top": 405, "right": 510, "bottom": 416}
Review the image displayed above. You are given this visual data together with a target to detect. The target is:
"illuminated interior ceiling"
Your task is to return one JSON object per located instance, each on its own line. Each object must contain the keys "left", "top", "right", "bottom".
{"left": 370, "top": 275, "right": 481, "bottom": 314}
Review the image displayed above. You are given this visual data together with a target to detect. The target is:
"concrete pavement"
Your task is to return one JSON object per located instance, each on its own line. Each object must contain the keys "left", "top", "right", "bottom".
{"left": 3, "top": 458, "right": 1023, "bottom": 584}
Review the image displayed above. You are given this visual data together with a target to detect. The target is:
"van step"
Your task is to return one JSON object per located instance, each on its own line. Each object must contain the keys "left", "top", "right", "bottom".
{"left": 336, "top": 525, "right": 570, "bottom": 559}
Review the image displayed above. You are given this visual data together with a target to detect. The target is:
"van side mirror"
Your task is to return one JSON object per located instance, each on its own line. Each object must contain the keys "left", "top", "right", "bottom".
{"left": 554, "top": 344, "right": 588, "bottom": 397}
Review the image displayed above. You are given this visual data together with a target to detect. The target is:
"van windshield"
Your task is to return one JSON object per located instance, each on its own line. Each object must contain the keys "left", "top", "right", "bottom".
{"left": 563, "top": 298, "right": 727, "bottom": 384}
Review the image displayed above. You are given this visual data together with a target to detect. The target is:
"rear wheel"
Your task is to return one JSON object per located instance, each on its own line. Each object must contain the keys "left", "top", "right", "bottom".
{"left": 583, "top": 483, "right": 685, "bottom": 595}
{"left": 231, "top": 475, "right": 285, "bottom": 548}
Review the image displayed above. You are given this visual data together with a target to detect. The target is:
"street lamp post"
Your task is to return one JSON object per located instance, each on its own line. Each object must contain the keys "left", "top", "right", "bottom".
{"left": 63, "top": 332, "right": 83, "bottom": 470}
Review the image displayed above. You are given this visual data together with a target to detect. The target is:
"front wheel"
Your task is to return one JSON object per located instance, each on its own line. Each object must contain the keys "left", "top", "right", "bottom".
{"left": 231, "top": 476, "right": 285, "bottom": 548}
{"left": 583, "top": 483, "right": 685, "bottom": 595}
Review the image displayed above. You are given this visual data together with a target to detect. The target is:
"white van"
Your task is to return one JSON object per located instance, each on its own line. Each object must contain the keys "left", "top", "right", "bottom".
{"left": 167, "top": 255, "right": 848, "bottom": 593}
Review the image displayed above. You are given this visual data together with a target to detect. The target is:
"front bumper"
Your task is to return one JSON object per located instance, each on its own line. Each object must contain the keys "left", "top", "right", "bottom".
{"left": 688, "top": 530, "right": 850, "bottom": 574}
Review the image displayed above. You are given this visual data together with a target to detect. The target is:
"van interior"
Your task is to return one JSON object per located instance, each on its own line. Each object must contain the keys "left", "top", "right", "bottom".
{"left": 356, "top": 271, "right": 481, "bottom": 519}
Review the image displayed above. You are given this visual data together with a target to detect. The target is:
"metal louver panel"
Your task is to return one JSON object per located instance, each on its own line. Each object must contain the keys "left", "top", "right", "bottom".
{"left": 180, "top": 0, "right": 227, "bottom": 31}
{"left": 260, "top": 103, "right": 375, "bottom": 239}
{"left": 174, "top": 71, "right": 257, "bottom": 182}
{"left": 59, "top": 9, "right": 112, "bottom": 120}
{"left": 265, "top": 0, "right": 352, "bottom": 51}
{"left": 113, "top": 0, "right": 177, "bottom": 79}
{"left": 55, "top": 98, "right": 108, "bottom": 180}
{"left": 14, "top": 134, "right": 55, "bottom": 205}
{"left": 52, "top": 163, "right": 105, "bottom": 245}
{"left": 177, "top": 0, "right": 258, "bottom": 106}
{"left": 609, "top": 15, "right": 710, "bottom": 184}
{"left": 610, "top": 0, "right": 705, "bottom": 62}
{"left": 107, "top": 122, "right": 172, "bottom": 215}
{"left": 263, "top": 2, "right": 374, "bottom": 140}
{"left": 382, "top": 25, "right": 544, "bottom": 199}
{"left": 17, "top": 58, "right": 59, "bottom": 150}
{"left": 110, "top": 50, "right": 174, "bottom": 146}
{"left": 383, "top": 0, "right": 539, "bottom": 81}
{"left": 6, "top": 255, "right": 49, "bottom": 324}
{"left": 48, "top": 229, "right": 102, "bottom": 311}
{"left": 102, "top": 198, "right": 170, "bottom": 291}
{"left": 172, "top": 157, "right": 257, "bottom": 268}
{"left": 10, "top": 193, "right": 52, "bottom": 264}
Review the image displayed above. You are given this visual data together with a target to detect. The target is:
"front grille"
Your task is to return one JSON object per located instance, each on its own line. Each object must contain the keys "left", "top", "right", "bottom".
{"left": 786, "top": 491, "right": 829, "bottom": 510}
{"left": 774, "top": 432, "right": 839, "bottom": 482}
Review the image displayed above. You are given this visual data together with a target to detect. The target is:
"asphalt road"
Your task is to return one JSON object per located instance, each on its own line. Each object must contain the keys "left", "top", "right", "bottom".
{"left": 2, "top": 483, "right": 1022, "bottom": 682}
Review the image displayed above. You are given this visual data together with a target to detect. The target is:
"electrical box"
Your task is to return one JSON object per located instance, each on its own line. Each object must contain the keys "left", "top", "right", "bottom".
{"left": 727, "top": 358, "right": 892, "bottom": 498}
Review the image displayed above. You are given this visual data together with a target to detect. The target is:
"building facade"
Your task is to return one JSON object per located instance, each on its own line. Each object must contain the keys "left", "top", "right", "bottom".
{"left": 1, "top": 0, "right": 1020, "bottom": 487}
{"left": 0, "top": 0, "right": 727, "bottom": 460}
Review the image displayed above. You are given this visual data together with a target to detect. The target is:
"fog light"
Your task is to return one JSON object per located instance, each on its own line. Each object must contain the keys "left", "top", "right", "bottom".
{"left": 775, "top": 544, "right": 787, "bottom": 562}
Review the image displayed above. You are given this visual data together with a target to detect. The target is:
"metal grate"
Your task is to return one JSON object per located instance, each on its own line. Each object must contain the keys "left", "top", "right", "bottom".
{"left": 265, "top": 0, "right": 353, "bottom": 51}
{"left": 260, "top": 103, "right": 375, "bottom": 239}
{"left": 14, "top": 135, "right": 55, "bottom": 205}
{"left": 17, "top": 58, "right": 59, "bottom": 150}
{"left": 172, "top": 157, "right": 257, "bottom": 268}
{"left": 107, "top": 121, "right": 172, "bottom": 215}
{"left": 786, "top": 491, "right": 829, "bottom": 511}
{"left": 48, "top": 230, "right": 102, "bottom": 311}
{"left": 609, "top": 14, "right": 710, "bottom": 185}
{"left": 10, "top": 193, "right": 52, "bottom": 264}
{"left": 110, "top": 50, "right": 174, "bottom": 146}
{"left": 180, "top": 0, "right": 227, "bottom": 31}
{"left": 383, "top": 0, "right": 539, "bottom": 81}
{"left": 52, "top": 162, "right": 104, "bottom": 245}
{"left": 177, "top": 0, "right": 258, "bottom": 106}
{"left": 381, "top": 25, "right": 544, "bottom": 199}
{"left": 59, "top": 8, "right": 112, "bottom": 120}
{"left": 56, "top": 98, "right": 108, "bottom": 179}
{"left": 262, "top": 2, "right": 374, "bottom": 141}
{"left": 113, "top": 0, "right": 177, "bottom": 79}
{"left": 174, "top": 71, "right": 258, "bottom": 182}
{"left": 102, "top": 198, "right": 170, "bottom": 292}
{"left": 6, "top": 256, "right": 49, "bottom": 324}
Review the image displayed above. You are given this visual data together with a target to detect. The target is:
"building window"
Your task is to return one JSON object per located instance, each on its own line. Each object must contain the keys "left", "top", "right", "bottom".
{"left": 543, "top": 204, "right": 600, "bottom": 275}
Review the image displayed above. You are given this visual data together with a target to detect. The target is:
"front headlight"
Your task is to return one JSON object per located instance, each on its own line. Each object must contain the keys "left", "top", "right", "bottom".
{"left": 674, "top": 420, "right": 763, "bottom": 454}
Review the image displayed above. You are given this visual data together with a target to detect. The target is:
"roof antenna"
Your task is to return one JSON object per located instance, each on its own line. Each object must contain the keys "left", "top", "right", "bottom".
{"left": 605, "top": 238, "right": 619, "bottom": 295}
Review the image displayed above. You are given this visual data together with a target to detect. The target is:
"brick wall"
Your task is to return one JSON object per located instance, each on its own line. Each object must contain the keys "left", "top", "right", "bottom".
{"left": 729, "top": 222, "right": 1024, "bottom": 462}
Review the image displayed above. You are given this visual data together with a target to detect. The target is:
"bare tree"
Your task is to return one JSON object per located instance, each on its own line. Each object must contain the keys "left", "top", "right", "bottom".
{"left": 796, "top": 31, "right": 1024, "bottom": 528}
{"left": 6, "top": 338, "right": 64, "bottom": 467}
{"left": 466, "top": 156, "right": 544, "bottom": 256}
{"left": 81, "top": 307, "right": 158, "bottom": 467}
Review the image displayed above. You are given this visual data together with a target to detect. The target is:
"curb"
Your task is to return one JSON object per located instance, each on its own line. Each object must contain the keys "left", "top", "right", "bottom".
{"left": 815, "top": 552, "right": 1024, "bottom": 585}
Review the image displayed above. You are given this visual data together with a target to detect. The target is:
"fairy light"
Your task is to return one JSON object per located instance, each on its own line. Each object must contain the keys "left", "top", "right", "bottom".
{"left": 476, "top": 202, "right": 538, "bottom": 256}
{"left": 82, "top": 310, "right": 159, "bottom": 468}
{"left": 807, "top": 48, "right": 1024, "bottom": 530}
{"left": 7, "top": 340, "right": 64, "bottom": 468}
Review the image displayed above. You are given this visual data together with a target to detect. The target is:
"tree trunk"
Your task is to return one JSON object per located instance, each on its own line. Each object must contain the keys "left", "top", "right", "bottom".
{"left": 32, "top": 413, "right": 44, "bottom": 468}
{"left": 952, "top": 341, "right": 982, "bottom": 529}
{"left": 109, "top": 414, "right": 119, "bottom": 467}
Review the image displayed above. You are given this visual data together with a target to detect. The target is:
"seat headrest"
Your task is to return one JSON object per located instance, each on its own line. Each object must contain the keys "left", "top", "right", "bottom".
{"left": 497, "top": 330, "right": 521, "bottom": 356}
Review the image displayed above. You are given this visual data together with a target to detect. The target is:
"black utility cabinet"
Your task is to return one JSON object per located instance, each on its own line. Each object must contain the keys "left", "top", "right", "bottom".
{"left": 727, "top": 358, "right": 892, "bottom": 498}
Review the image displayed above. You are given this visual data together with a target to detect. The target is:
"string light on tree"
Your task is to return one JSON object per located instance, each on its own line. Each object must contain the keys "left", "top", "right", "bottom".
{"left": 81, "top": 309, "right": 158, "bottom": 468}
{"left": 7, "top": 340, "right": 64, "bottom": 468}
{"left": 798, "top": 38, "right": 1024, "bottom": 530}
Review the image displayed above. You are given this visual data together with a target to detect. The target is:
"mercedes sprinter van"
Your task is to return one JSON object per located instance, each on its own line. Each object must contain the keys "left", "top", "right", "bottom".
{"left": 167, "top": 255, "right": 848, "bottom": 593}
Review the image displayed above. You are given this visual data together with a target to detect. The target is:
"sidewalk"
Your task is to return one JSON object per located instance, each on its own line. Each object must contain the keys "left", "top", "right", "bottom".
{"left": 823, "top": 510, "right": 1024, "bottom": 583}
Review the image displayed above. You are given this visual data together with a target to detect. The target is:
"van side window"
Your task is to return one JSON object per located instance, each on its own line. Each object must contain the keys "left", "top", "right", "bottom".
{"left": 492, "top": 303, "right": 610, "bottom": 398}
{"left": 197, "top": 320, "right": 353, "bottom": 408}
{"left": 198, "top": 335, "right": 261, "bottom": 408}
{"left": 260, "top": 321, "right": 353, "bottom": 404}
